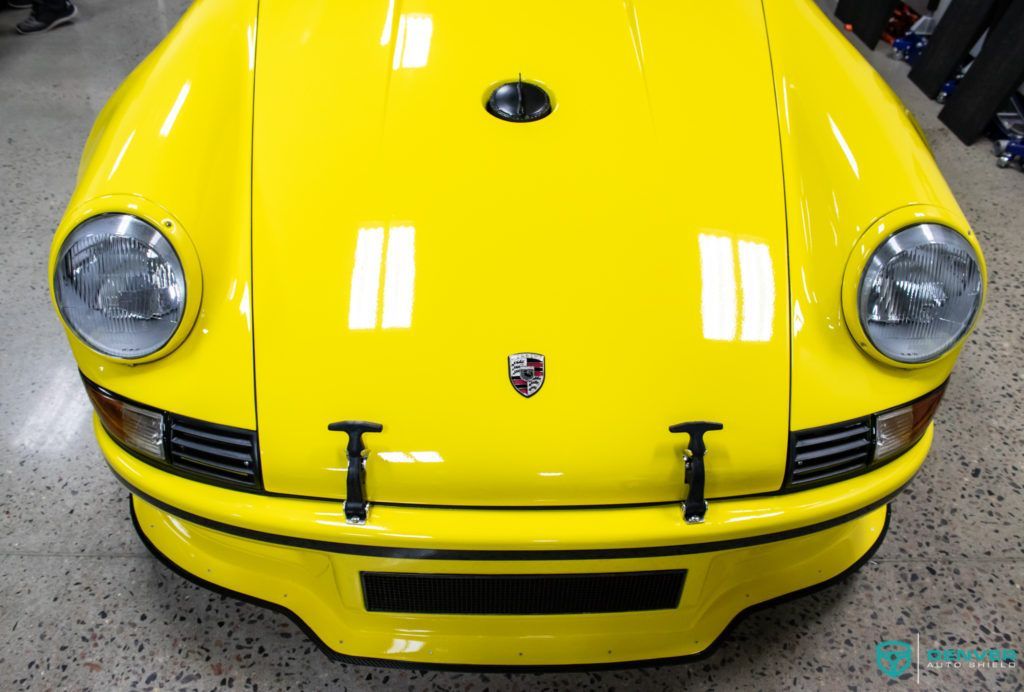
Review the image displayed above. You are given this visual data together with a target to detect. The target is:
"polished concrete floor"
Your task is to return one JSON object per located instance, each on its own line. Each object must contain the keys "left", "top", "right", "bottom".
{"left": 1, "top": 1, "right": 1022, "bottom": 690}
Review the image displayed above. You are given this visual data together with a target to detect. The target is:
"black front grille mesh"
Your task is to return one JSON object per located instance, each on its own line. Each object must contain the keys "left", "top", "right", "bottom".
{"left": 361, "top": 571, "right": 686, "bottom": 615}
{"left": 167, "top": 416, "right": 260, "bottom": 488}
{"left": 786, "top": 417, "right": 875, "bottom": 489}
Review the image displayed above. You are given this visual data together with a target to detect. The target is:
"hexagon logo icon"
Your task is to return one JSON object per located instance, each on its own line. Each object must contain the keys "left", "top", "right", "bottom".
{"left": 876, "top": 640, "right": 913, "bottom": 679}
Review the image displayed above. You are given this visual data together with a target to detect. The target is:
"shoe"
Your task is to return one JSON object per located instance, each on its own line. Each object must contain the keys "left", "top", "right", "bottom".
{"left": 16, "top": 1, "right": 77, "bottom": 34}
{"left": 7, "top": 1, "right": 33, "bottom": 9}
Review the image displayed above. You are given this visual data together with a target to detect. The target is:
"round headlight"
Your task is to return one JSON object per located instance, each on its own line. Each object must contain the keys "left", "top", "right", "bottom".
{"left": 858, "top": 224, "right": 982, "bottom": 364}
{"left": 54, "top": 214, "right": 186, "bottom": 359}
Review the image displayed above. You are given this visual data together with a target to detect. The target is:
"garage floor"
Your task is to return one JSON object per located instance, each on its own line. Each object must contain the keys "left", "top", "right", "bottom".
{"left": 1, "top": 1, "right": 1021, "bottom": 690}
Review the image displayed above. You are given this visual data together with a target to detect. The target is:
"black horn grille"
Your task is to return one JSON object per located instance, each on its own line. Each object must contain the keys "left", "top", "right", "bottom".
{"left": 785, "top": 417, "right": 875, "bottom": 490}
{"left": 361, "top": 570, "right": 686, "bottom": 615}
{"left": 167, "top": 416, "right": 260, "bottom": 488}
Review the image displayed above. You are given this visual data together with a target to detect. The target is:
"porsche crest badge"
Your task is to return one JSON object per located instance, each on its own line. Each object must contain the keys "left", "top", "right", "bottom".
{"left": 508, "top": 353, "right": 545, "bottom": 398}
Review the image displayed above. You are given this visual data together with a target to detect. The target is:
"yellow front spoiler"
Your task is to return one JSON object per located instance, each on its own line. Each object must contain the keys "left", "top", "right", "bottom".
{"left": 132, "top": 498, "right": 888, "bottom": 668}
{"left": 103, "top": 418, "right": 927, "bottom": 667}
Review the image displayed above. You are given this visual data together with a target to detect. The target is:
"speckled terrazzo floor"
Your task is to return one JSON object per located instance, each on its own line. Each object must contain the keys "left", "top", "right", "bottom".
{"left": 0, "top": 0, "right": 1021, "bottom": 690}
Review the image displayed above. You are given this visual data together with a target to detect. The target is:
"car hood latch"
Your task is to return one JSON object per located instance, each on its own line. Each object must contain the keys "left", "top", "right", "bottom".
{"left": 328, "top": 420, "right": 384, "bottom": 524}
{"left": 669, "top": 421, "right": 724, "bottom": 524}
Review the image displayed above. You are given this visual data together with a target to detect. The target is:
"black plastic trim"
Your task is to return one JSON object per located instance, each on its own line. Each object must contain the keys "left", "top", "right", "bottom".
{"left": 784, "top": 416, "right": 875, "bottom": 490}
{"left": 327, "top": 420, "right": 384, "bottom": 523}
{"left": 374, "top": 498, "right": 683, "bottom": 511}
{"left": 668, "top": 421, "right": 724, "bottom": 522}
{"left": 360, "top": 570, "right": 687, "bottom": 615}
{"left": 130, "top": 497, "right": 891, "bottom": 671}
{"left": 166, "top": 414, "right": 260, "bottom": 488}
{"left": 112, "top": 464, "right": 907, "bottom": 561}
{"left": 486, "top": 79, "right": 552, "bottom": 123}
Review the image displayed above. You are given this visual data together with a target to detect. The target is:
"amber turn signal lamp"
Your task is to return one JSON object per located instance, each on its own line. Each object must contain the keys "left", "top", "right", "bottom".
{"left": 874, "top": 384, "right": 947, "bottom": 463}
{"left": 83, "top": 378, "right": 166, "bottom": 461}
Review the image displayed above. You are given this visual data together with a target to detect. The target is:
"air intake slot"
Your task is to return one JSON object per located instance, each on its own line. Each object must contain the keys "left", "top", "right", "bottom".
{"left": 785, "top": 417, "right": 874, "bottom": 489}
{"left": 167, "top": 416, "right": 260, "bottom": 488}
{"left": 361, "top": 570, "right": 686, "bottom": 615}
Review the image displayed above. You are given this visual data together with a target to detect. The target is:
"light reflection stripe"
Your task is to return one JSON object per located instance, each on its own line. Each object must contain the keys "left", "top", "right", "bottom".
{"left": 394, "top": 14, "right": 433, "bottom": 69}
{"left": 391, "top": 14, "right": 406, "bottom": 69}
{"left": 827, "top": 114, "right": 859, "bottom": 179}
{"left": 381, "top": 225, "right": 416, "bottom": 328}
{"left": 739, "top": 240, "right": 774, "bottom": 342}
{"left": 698, "top": 234, "right": 737, "bottom": 341}
{"left": 348, "top": 227, "right": 385, "bottom": 330}
{"left": 410, "top": 451, "right": 442, "bottom": 462}
{"left": 159, "top": 81, "right": 191, "bottom": 137}
{"left": 107, "top": 130, "right": 136, "bottom": 180}
{"left": 380, "top": 0, "right": 395, "bottom": 45}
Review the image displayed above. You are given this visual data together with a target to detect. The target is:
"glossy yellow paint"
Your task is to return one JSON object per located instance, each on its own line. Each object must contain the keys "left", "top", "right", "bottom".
{"left": 252, "top": 0, "right": 791, "bottom": 504}
{"left": 761, "top": 0, "right": 984, "bottom": 427}
{"left": 100, "top": 415, "right": 928, "bottom": 554}
{"left": 111, "top": 415, "right": 903, "bottom": 665}
{"left": 129, "top": 470, "right": 890, "bottom": 666}
{"left": 50, "top": 0, "right": 985, "bottom": 502}
{"left": 97, "top": 356, "right": 915, "bottom": 665}
{"left": 47, "top": 0, "right": 259, "bottom": 428}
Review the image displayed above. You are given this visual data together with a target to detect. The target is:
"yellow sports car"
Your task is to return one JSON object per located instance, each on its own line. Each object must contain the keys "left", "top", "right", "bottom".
{"left": 49, "top": 0, "right": 985, "bottom": 669}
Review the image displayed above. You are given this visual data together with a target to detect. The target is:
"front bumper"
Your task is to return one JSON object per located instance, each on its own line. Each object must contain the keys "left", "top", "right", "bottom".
{"left": 102, "top": 418, "right": 930, "bottom": 668}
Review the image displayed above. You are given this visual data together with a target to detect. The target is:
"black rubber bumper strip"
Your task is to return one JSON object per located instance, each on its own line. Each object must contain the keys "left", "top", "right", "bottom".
{"left": 113, "top": 464, "right": 906, "bottom": 561}
{"left": 131, "top": 497, "right": 891, "bottom": 671}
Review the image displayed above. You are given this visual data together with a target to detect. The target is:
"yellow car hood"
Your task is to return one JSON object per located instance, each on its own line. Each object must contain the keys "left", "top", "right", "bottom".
{"left": 251, "top": 0, "right": 790, "bottom": 505}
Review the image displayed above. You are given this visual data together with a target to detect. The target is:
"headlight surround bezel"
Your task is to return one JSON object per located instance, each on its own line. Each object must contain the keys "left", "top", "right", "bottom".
{"left": 842, "top": 206, "right": 985, "bottom": 369}
{"left": 50, "top": 196, "right": 203, "bottom": 364}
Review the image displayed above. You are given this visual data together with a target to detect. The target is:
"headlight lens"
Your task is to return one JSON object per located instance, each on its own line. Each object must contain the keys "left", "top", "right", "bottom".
{"left": 859, "top": 224, "right": 982, "bottom": 363}
{"left": 54, "top": 214, "right": 186, "bottom": 359}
